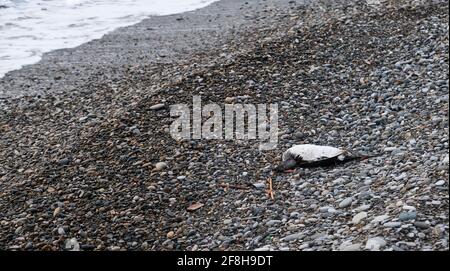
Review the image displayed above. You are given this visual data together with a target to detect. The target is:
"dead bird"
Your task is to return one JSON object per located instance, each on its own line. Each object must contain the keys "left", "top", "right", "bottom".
{"left": 274, "top": 144, "right": 379, "bottom": 173}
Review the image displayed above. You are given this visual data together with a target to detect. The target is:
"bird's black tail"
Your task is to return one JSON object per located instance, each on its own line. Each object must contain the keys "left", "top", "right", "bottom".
{"left": 296, "top": 153, "right": 381, "bottom": 168}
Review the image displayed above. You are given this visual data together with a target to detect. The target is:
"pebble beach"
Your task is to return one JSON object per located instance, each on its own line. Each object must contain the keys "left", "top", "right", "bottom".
{"left": 0, "top": 0, "right": 448, "bottom": 251}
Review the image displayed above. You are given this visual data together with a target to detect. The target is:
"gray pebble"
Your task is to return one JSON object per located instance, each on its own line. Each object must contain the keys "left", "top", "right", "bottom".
{"left": 150, "top": 103, "right": 165, "bottom": 110}
{"left": 383, "top": 222, "right": 402, "bottom": 228}
{"left": 339, "top": 197, "right": 353, "bottom": 208}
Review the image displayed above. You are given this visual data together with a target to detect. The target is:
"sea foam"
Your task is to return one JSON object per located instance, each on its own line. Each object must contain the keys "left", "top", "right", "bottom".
{"left": 0, "top": 0, "right": 218, "bottom": 77}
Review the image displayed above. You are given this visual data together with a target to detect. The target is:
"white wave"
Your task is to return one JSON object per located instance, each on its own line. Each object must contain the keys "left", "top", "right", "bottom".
{"left": 0, "top": 0, "right": 218, "bottom": 77}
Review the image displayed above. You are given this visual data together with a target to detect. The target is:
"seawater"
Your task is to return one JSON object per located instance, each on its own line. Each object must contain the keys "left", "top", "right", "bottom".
{"left": 0, "top": 0, "right": 218, "bottom": 77}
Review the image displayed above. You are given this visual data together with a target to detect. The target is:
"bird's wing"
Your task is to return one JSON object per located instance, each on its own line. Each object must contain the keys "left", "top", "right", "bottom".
{"left": 284, "top": 144, "right": 345, "bottom": 162}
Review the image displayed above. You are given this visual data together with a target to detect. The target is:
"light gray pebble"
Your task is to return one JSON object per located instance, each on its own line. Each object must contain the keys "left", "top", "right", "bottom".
{"left": 365, "top": 237, "right": 387, "bottom": 251}
{"left": 398, "top": 211, "right": 417, "bottom": 221}
{"left": 281, "top": 233, "right": 304, "bottom": 242}
{"left": 57, "top": 227, "right": 66, "bottom": 235}
{"left": 155, "top": 162, "right": 168, "bottom": 171}
{"left": 150, "top": 103, "right": 165, "bottom": 110}
{"left": 352, "top": 212, "right": 368, "bottom": 224}
{"left": 340, "top": 243, "right": 362, "bottom": 251}
{"left": 339, "top": 197, "right": 353, "bottom": 208}
{"left": 383, "top": 222, "right": 402, "bottom": 228}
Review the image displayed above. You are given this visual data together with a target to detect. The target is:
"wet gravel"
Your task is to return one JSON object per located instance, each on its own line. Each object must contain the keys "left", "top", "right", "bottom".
{"left": 0, "top": 0, "right": 448, "bottom": 251}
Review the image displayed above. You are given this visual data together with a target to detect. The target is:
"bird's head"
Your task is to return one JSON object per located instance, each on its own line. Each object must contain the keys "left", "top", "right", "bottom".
{"left": 273, "top": 158, "right": 297, "bottom": 173}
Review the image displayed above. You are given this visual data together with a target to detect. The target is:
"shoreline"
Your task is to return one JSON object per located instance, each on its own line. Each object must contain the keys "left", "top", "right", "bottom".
{"left": 0, "top": 0, "right": 304, "bottom": 101}
{"left": 0, "top": 0, "right": 448, "bottom": 251}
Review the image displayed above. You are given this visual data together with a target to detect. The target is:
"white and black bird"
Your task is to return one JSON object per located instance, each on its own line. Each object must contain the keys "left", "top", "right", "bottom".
{"left": 274, "top": 144, "right": 377, "bottom": 172}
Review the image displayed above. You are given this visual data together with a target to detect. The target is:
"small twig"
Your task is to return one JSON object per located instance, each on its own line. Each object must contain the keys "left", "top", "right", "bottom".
{"left": 219, "top": 183, "right": 250, "bottom": 190}
{"left": 267, "top": 177, "right": 274, "bottom": 200}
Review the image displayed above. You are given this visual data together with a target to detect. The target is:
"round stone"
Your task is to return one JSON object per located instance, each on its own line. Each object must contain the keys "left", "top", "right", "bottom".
{"left": 339, "top": 197, "right": 353, "bottom": 208}
{"left": 155, "top": 162, "right": 168, "bottom": 171}
{"left": 398, "top": 211, "right": 417, "bottom": 221}
{"left": 352, "top": 212, "right": 368, "bottom": 224}
{"left": 150, "top": 103, "right": 165, "bottom": 110}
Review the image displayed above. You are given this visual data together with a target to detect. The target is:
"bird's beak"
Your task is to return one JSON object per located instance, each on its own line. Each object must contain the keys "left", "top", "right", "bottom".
{"left": 274, "top": 164, "right": 296, "bottom": 173}
{"left": 273, "top": 164, "right": 285, "bottom": 172}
